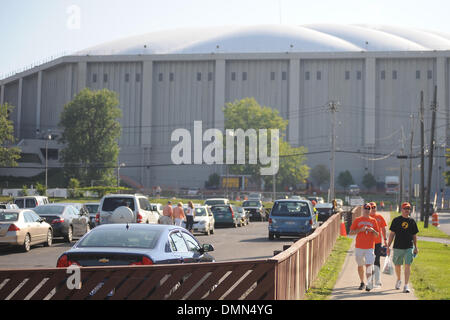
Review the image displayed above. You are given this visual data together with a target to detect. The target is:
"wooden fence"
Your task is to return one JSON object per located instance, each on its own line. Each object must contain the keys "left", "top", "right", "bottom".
{"left": 0, "top": 209, "right": 359, "bottom": 300}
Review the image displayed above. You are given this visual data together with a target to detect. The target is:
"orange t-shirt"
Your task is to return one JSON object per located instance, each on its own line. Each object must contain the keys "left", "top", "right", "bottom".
{"left": 370, "top": 213, "right": 387, "bottom": 244}
{"left": 173, "top": 206, "right": 186, "bottom": 219}
{"left": 350, "top": 216, "right": 380, "bottom": 249}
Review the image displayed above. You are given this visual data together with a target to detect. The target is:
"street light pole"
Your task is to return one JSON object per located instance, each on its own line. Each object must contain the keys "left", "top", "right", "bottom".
{"left": 117, "top": 163, "right": 125, "bottom": 187}
{"left": 45, "top": 132, "right": 52, "bottom": 191}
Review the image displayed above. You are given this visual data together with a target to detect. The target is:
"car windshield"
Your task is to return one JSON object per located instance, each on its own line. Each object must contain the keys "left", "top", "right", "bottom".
{"left": 194, "top": 208, "right": 207, "bottom": 216}
{"left": 85, "top": 204, "right": 99, "bottom": 213}
{"left": 0, "top": 212, "right": 19, "bottom": 222}
{"left": 205, "top": 200, "right": 226, "bottom": 206}
{"left": 243, "top": 201, "right": 260, "bottom": 207}
{"left": 78, "top": 228, "right": 162, "bottom": 249}
{"left": 271, "top": 201, "right": 310, "bottom": 217}
{"left": 316, "top": 207, "right": 333, "bottom": 214}
{"left": 102, "top": 197, "right": 135, "bottom": 211}
{"left": 33, "top": 205, "right": 65, "bottom": 215}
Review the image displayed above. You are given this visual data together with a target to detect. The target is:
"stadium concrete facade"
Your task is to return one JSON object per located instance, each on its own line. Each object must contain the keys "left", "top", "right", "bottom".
{"left": 0, "top": 24, "right": 449, "bottom": 193}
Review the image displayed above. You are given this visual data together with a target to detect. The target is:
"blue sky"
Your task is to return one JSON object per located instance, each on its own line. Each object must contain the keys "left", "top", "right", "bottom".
{"left": 1, "top": 0, "right": 449, "bottom": 78}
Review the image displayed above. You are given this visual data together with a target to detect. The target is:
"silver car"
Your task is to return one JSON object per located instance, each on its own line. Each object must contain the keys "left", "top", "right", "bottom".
{"left": 0, "top": 209, "right": 53, "bottom": 252}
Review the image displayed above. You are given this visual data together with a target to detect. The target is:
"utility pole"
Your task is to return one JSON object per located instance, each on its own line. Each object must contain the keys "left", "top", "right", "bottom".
{"left": 425, "top": 85, "right": 437, "bottom": 228}
{"left": 398, "top": 127, "right": 406, "bottom": 212}
{"left": 420, "top": 91, "right": 425, "bottom": 221}
{"left": 408, "top": 114, "right": 415, "bottom": 203}
{"left": 328, "top": 100, "right": 339, "bottom": 202}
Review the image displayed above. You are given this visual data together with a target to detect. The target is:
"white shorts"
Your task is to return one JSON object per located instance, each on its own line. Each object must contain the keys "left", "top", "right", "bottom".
{"left": 354, "top": 248, "right": 375, "bottom": 266}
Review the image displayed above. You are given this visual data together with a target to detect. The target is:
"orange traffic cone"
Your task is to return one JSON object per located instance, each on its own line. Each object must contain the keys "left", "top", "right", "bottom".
{"left": 340, "top": 220, "right": 347, "bottom": 237}
{"left": 432, "top": 212, "right": 440, "bottom": 227}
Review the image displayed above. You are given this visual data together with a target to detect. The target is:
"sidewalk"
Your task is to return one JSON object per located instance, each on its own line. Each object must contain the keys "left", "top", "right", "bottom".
{"left": 330, "top": 211, "right": 418, "bottom": 300}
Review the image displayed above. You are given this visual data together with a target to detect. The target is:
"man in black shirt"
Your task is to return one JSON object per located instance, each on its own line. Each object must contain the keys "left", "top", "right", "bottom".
{"left": 387, "top": 202, "right": 419, "bottom": 293}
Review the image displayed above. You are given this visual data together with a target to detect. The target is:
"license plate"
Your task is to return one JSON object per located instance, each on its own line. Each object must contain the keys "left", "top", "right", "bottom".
{"left": 285, "top": 221, "right": 295, "bottom": 225}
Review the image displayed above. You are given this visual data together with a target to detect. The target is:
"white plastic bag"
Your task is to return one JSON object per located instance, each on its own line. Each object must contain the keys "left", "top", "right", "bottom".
{"left": 382, "top": 255, "right": 394, "bottom": 275}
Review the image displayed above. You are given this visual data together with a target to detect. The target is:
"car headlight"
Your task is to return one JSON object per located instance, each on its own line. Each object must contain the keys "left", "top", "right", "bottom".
{"left": 198, "top": 220, "right": 206, "bottom": 225}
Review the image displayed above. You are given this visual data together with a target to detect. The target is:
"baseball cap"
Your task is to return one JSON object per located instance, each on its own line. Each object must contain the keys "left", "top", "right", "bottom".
{"left": 363, "top": 203, "right": 371, "bottom": 210}
{"left": 401, "top": 202, "right": 411, "bottom": 209}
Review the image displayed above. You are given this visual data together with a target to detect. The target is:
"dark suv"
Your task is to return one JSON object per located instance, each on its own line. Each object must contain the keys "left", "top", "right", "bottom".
{"left": 242, "top": 200, "right": 267, "bottom": 221}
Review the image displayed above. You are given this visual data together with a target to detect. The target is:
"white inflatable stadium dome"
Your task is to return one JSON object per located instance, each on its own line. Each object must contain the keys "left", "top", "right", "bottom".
{"left": 77, "top": 24, "right": 450, "bottom": 55}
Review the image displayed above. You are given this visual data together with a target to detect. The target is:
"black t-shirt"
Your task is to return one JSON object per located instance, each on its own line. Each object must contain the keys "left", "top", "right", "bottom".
{"left": 389, "top": 216, "right": 419, "bottom": 249}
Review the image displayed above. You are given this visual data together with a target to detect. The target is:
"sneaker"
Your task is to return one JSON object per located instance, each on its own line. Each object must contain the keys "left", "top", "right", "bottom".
{"left": 366, "top": 281, "right": 373, "bottom": 291}
{"left": 374, "top": 281, "right": 382, "bottom": 289}
{"left": 358, "top": 282, "right": 365, "bottom": 290}
{"left": 403, "top": 284, "right": 410, "bottom": 293}
{"left": 395, "top": 280, "right": 402, "bottom": 290}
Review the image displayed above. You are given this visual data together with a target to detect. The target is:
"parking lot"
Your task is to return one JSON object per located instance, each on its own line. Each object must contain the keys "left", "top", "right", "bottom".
{"left": 0, "top": 220, "right": 296, "bottom": 269}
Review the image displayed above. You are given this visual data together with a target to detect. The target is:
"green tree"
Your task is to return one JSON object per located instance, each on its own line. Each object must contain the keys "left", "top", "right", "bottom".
{"left": 0, "top": 103, "right": 21, "bottom": 167}
{"left": 337, "top": 170, "right": 354, "bottom": 189}
{"left": 36, "top": 182, "right": 47, "bottom": 196}
{"left": 310, "top": 164, "right": 330, "bottom": 190}
{"left": 362, "top": 172, "right": 377, "bottom": 190}
{"left": 59, "top": 89, "right": 122, "bottom": 186}
{"left": 223, "top": 97, "right": 309, "bottom": 189}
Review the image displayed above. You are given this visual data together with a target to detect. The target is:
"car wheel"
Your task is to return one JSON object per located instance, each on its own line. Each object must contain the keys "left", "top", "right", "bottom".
{"left": 268, "top": 232, "right": 274, "bottom": 241}
{"left": 43, "top": 229, "right": 53, "bottom": 247}
{"left": 22, "top": 234, "right": 31, "bottom": 252}
{"left": 65, "top": 226, "right": 73, "bottom": 243}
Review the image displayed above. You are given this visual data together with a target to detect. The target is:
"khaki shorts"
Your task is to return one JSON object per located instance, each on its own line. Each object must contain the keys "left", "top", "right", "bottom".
{"left": 393, "top": 248, "right": 414, "bottom": 265}
{"left": 355, "top": 248, "right": 375, "bottom": 266}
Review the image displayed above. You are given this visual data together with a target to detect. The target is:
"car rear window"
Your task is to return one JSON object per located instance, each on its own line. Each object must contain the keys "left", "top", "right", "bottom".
{"left": 316, "top": 207, "right": 333, "bottom": 214}
{"left": 205, "top": 200, "right": 226, "bottom": 206}
{"left": 78, "top": 228, "right": 161, "bottom": 249}
{"left": 0, "top": 212, "right": 19, "bottom": 222}
{"left": 102, "top": 197, "right": 135, "bottom": 212}
{"left": 85, "top": 204, "right": 99, "bottom": 214}
{"left": 26, "top": 199, "right": 37, "bottom": 208}
{"left": 243, "top": 201, "right": 260, "bottom": 207}
{"left": 271, "top": 201, "right": 310, "bottom": 217}
{"left": 33, "top": 205, "right": 65, "bottom": 215}
{"left": 211, "top": 206, "right": 231, "bottom": 214}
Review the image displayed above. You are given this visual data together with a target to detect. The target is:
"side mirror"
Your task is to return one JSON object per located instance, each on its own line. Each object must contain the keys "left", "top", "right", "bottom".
{"left": 152, "top": 205, "right": 157, "bottom": 211}
{"left": 201, "top": 244, "right": 214, "bottom": 253}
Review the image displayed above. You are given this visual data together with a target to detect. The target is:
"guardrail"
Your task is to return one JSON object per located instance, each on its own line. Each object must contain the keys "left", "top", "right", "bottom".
{"left": 0, "top": 209, "right": 359, "bottom": 300}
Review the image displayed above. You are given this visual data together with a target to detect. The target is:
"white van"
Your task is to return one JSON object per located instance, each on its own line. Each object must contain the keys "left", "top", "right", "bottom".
{"left": 97, "top": 194, "right": 159, "bottom": 225}
{"left": 14, "top": 196, "right": 49, "bottom": 209}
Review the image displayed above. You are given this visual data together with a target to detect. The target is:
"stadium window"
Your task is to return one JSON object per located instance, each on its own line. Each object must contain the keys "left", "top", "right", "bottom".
{"left": 427, "top": 70, "right": 433, "bottom": 79}
{"left": 381, "top": 70, "right": 385, "bottom": 80}
{"left": 416, "top": 70, "right": 421, "bottom": 79}
{"left": 392, "top": 70, "right": 397, "bottom": 80}
{"left": 170, "top": 73, "right": 174, "bottom": 82}
{"left": 282, "top": 71, "right": 287, "bottom": 80}
{"left": 125, "top": 73, "right": 130, "bottom": 82}
{"left": 345, "top": 71, "right": 350, "bottom": 80}
{"left": 242, "top": 72, "right": 247, "bottom": 81}
{"left": 270, "top": 71, "right": 275, "bottom": 81}
{"left": 103, "top": 74, "right": 108, "bottom": 83}
{"left": 136, "top": 73, "right": 141, "bottom": 82}
{"left": 356, "top": 71, "right": 361, "bottom": 80}
{"left": 92, "top": 73, "right": 97, "bottom": 83}
{"left": 305, "top": 71, "right": 310, "bottom": 80}
{"left": 158, "top": 73, "right": 163, "bottom": 82}
{"left": 317, "top": 71, "right": 322, "bottom": 80}
{"left": 197, "top": 72, "right": 202, "bottom": 81}
{"left": 231, "top": 72, "right": 236, "bottom": 81}
{"left": 208, "top": 72, "right": 213, "bottom": 81}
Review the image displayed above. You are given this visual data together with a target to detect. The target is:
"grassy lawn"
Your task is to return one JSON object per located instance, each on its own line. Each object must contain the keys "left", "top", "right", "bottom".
{"left": 389, "top": 211, "right": 450, "bottom": 239}
{"left": 411, "top": 240, "right": 450, "bottom": 300}
{"left": 305, "top": 236, "right": 353, "bottom": 300}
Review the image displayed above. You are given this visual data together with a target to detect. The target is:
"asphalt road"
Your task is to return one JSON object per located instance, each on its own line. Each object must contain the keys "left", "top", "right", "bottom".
{"left": 0, "top": 221, "right": 297, "bottom": 269}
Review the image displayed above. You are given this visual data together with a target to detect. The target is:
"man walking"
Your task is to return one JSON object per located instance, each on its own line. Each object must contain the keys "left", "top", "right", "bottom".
{"left": 387, "top": 202, "right": 419, "bottom": 293}
{"left": 160, "top": 201, "right": 174, "bottom": 225}
{"left": 369, "top": 202, "right": 387, "bottom": 288}
{"left": 173, "top": 202, "right": 186, "bottom": 227}
{"left": 349, "top": 203, "right": 380, "bottom": 291}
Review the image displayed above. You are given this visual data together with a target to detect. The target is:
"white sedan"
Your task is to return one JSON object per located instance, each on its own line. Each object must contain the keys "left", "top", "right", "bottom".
{"left": 183, "top": 206, "right": 215, "bottom": 236}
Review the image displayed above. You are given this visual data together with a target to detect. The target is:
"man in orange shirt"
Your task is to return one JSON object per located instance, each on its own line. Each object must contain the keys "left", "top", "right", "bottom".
{"left": 369, "top": 202, "right": 387, "bottom": 288}
{"left": 160, "top": 201, "right": 174, "bottom": 225}
{"left": 173, "top": 202, "right": 186, "bottom": 227}
{"left": 350, "top": 203, "right": 380, "bottom": 291}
